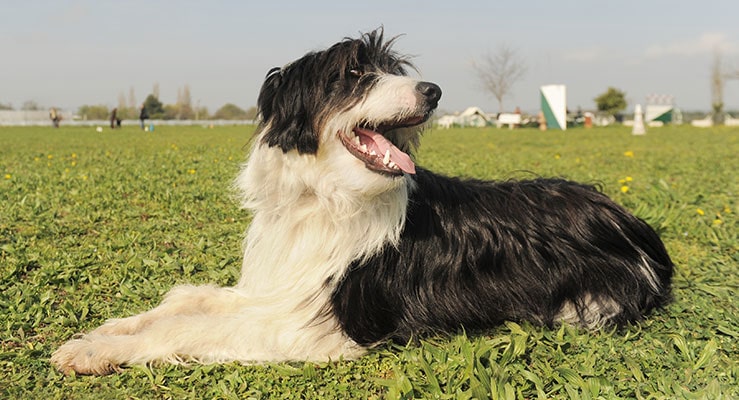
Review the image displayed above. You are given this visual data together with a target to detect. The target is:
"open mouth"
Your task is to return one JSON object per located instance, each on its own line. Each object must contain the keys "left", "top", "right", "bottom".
{"left": 339, "top": 116, "right": 426, "bottom": 176}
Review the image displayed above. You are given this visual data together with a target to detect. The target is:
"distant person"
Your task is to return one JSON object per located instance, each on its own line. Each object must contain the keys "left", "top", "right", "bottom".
{"left": 49, "top": 107, "right": 61, "bottom": 128}
{"left": 538, "top": 111, "right": 547, "bottom": 131}
{"left": 139, "top": 104, "right": 149, "bottom": 130}
{"left": 110, "top": 108, "right": 121, "bottom": 129}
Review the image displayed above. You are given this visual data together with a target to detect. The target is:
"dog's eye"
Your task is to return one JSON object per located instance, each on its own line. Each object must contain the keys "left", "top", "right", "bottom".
{"left": 348, "top": 69, "right": 364, "bottom": 78}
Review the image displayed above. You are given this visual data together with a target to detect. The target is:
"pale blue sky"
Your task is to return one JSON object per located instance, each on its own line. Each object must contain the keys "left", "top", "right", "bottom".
{"left": 2, "top": 0, "right": 738, "bottom": 114}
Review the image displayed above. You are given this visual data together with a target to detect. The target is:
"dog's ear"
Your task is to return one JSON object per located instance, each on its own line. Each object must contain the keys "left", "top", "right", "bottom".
{"left": 257, "top": 67, "right": 283, "bottom": 126}
{"left": 257, "top": 66, "right": 319, "bottom": 154}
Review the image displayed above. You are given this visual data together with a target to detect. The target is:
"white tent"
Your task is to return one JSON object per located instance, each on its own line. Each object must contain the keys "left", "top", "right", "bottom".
{"left": 436, "top": 107, "right": 491, "bottom": 128}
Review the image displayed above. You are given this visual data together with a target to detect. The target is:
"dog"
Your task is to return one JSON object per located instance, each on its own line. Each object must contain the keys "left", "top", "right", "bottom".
{"left": 52, "top": 29, "right": 673, "bottom": 375}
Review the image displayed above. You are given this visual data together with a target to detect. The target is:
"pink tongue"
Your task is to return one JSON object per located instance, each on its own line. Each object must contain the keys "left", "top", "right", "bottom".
{"left": 354, "top": 127, "right": 416, "bottom": 174}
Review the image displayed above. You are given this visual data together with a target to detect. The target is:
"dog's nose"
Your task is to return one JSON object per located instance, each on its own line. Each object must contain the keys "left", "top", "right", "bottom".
{"left": 416, "top": 82, "right": 442, "bottom": 106}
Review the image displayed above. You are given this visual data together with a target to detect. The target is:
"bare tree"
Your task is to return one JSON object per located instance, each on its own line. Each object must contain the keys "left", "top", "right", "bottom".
{"left": 712, "top": 50, "right": 739, "bottom": 125}
{"left": 712, "top": 51, "right": 725, "bottom": 125}
{"left": 117, "top": 91, "right": 127, "bottom": 112}
{"left": 473, "top": 45, "right": 527, "bottom": 113}
{"left": 128, "top": 86, "right": 136, "bottom": 110}
{"left": 176, "top": 84, "right": 193, "bottom": 120}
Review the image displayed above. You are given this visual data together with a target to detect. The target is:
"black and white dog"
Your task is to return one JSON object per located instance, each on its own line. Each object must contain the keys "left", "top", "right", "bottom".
{"left": 52, "top": 29, "right": 673, "bottom": 375}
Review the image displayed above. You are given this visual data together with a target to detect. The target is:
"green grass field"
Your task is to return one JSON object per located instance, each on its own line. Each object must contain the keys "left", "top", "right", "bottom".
{"left": 1, "top": 124, "right": 737, "bottom": 399}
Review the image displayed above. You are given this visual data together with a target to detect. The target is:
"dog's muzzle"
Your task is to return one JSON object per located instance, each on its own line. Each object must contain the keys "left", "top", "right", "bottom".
{"left": 339, "top": 80, "right": 442, "bottom": 177}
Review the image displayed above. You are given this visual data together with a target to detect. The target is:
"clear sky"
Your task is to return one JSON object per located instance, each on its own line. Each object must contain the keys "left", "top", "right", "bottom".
{"left": 2, "top": 0, "right": 738, "bottom": 115}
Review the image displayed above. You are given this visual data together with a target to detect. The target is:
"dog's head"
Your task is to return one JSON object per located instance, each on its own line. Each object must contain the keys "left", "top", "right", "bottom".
{"left": 256, "top": 29, "right": 441, "bottom": 177}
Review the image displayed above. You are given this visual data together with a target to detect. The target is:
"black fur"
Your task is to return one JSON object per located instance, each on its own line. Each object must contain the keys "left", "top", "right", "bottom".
{"left": 332, "top": 170, "right": 673, "bottom": 345}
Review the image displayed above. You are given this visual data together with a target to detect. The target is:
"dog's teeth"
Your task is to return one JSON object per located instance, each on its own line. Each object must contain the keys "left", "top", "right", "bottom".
{"left": 369, "top": 150, "right": 377, "bottom": 157}
{"left": 383, "top": 150, "right": 391, "bottom": 165}
{"left": 360, "top": 144, "right": 368, "bottom": 153}
{"left": 388, "top": 161, "right": 397, "bottom": 169}
{"left": 353, "top": 136, "right": 361, "bottom": 146}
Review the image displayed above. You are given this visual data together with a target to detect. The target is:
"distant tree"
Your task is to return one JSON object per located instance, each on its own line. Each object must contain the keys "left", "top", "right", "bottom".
{"left": 128, "top": 86, "right": 136, "bottom": 110}
{"left": 117, "top": 91, "right": 135, "bottom": 119}
{"left": 244, "top": 106, "right": 258, "bottom": 120}
{"left": 143, "top": 94, "right": 165, "bottom": 119}
{"left": 0, "top": 102, "right": 13, "bottom": 110}
{"left": 194, "top": 105, "right": 210, "bottom": 120}
{"left": 213, "top": 103, "right": 249, "bottom": 120}
{"left": 163, "top": 104, "right": 178, "bottom": 120}
{"left": 118, "top": 91, "right": 126, "bottom": 110}
{"left": 21, "top": 100, "right": 42, "bottom": 111}
{"left": 712, "top": 51, "right": 725, "bottom": 125}
{"left": 711, "top": 51, "right": 739, "bottom": 125}
{"left": 77, "top": 104, "right": 109, "bottom": 120}
{"left": 594, "top": 87, "right": 627, "bottom": 117}
{"left": 473, "top": 45, "right": 527, "bottom": 113}
{"left": 175, "top": 85, "right": 194, "bottom": 120}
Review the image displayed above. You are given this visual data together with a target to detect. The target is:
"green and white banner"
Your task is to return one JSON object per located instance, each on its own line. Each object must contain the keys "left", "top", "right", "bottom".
{"left": 540, "top": 85, "right": 567, "bottom": 130}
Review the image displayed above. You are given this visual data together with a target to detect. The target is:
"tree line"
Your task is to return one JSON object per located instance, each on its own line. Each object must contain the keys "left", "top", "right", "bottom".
{"left": 2, "top": 84, "right": 258, "bottom": 121}
{"left": 78, "top": 92, "right": 257, "bottom": 121}
{"left": 76, "top": 96, "right": 256, "bottom": 121}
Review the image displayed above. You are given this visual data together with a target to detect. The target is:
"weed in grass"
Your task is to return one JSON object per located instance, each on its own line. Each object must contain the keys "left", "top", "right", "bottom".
{"left": 1, "top": 125, "right": 737, "bottom": 398}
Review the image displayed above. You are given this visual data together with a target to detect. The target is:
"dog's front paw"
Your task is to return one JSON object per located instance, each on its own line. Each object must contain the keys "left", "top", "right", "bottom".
{"left": 51, "top": 336, "right": 122, "bottom": 376}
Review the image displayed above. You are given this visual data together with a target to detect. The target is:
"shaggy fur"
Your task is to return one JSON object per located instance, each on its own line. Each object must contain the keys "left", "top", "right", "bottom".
{"left": 52, "top": 29, "right": 673, "bottom": 376}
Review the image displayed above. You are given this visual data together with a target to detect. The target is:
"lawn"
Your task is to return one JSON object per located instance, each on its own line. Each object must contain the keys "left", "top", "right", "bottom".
{"left": 0, "top": 124, "right": 737, "bottom": 399}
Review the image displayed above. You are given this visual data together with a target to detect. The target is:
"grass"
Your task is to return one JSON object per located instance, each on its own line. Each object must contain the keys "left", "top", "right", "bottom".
{"left": 0, "top": 123, "right": 737, "bottom": 399}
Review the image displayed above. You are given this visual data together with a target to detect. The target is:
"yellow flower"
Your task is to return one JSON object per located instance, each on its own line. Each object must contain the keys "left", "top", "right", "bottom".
{"left": 623, "top": 151, "right": 634, "bottom": 158}
{"left": 187, "top": 169, "right": 196, "bottom": 174}
{"left": 620, "top": 186, "right": 629, "bottom": 193}
{"left": 723, "top": 205, "right": 732, "bottom": 214}
{"left": 47, "top": 154, "right": 53, "bottom": 159}
{"left": 713, "top": 219, "right": 722, "bottom": 225}
{"left": 4, "top": 174, "right": 10, "bottom": 180}
{"left": 554, "top": 154, "right": 561, "bottom": 159}
{"left": 696, "top": 208, "right": 705, "bottom": 216}
{"left": 625, "top": 176, "right": 633, "bottom": 182}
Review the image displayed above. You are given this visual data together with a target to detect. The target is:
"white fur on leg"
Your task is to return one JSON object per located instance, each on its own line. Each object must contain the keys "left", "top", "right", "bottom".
{"left": 51, "top": 284, "right": 365, "bottom": 375}
{"left": 555, "top": 293, "right": 622, "bottom": 329}
{"left": 90, "top": 285, "right": 244, "bottom": 336}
